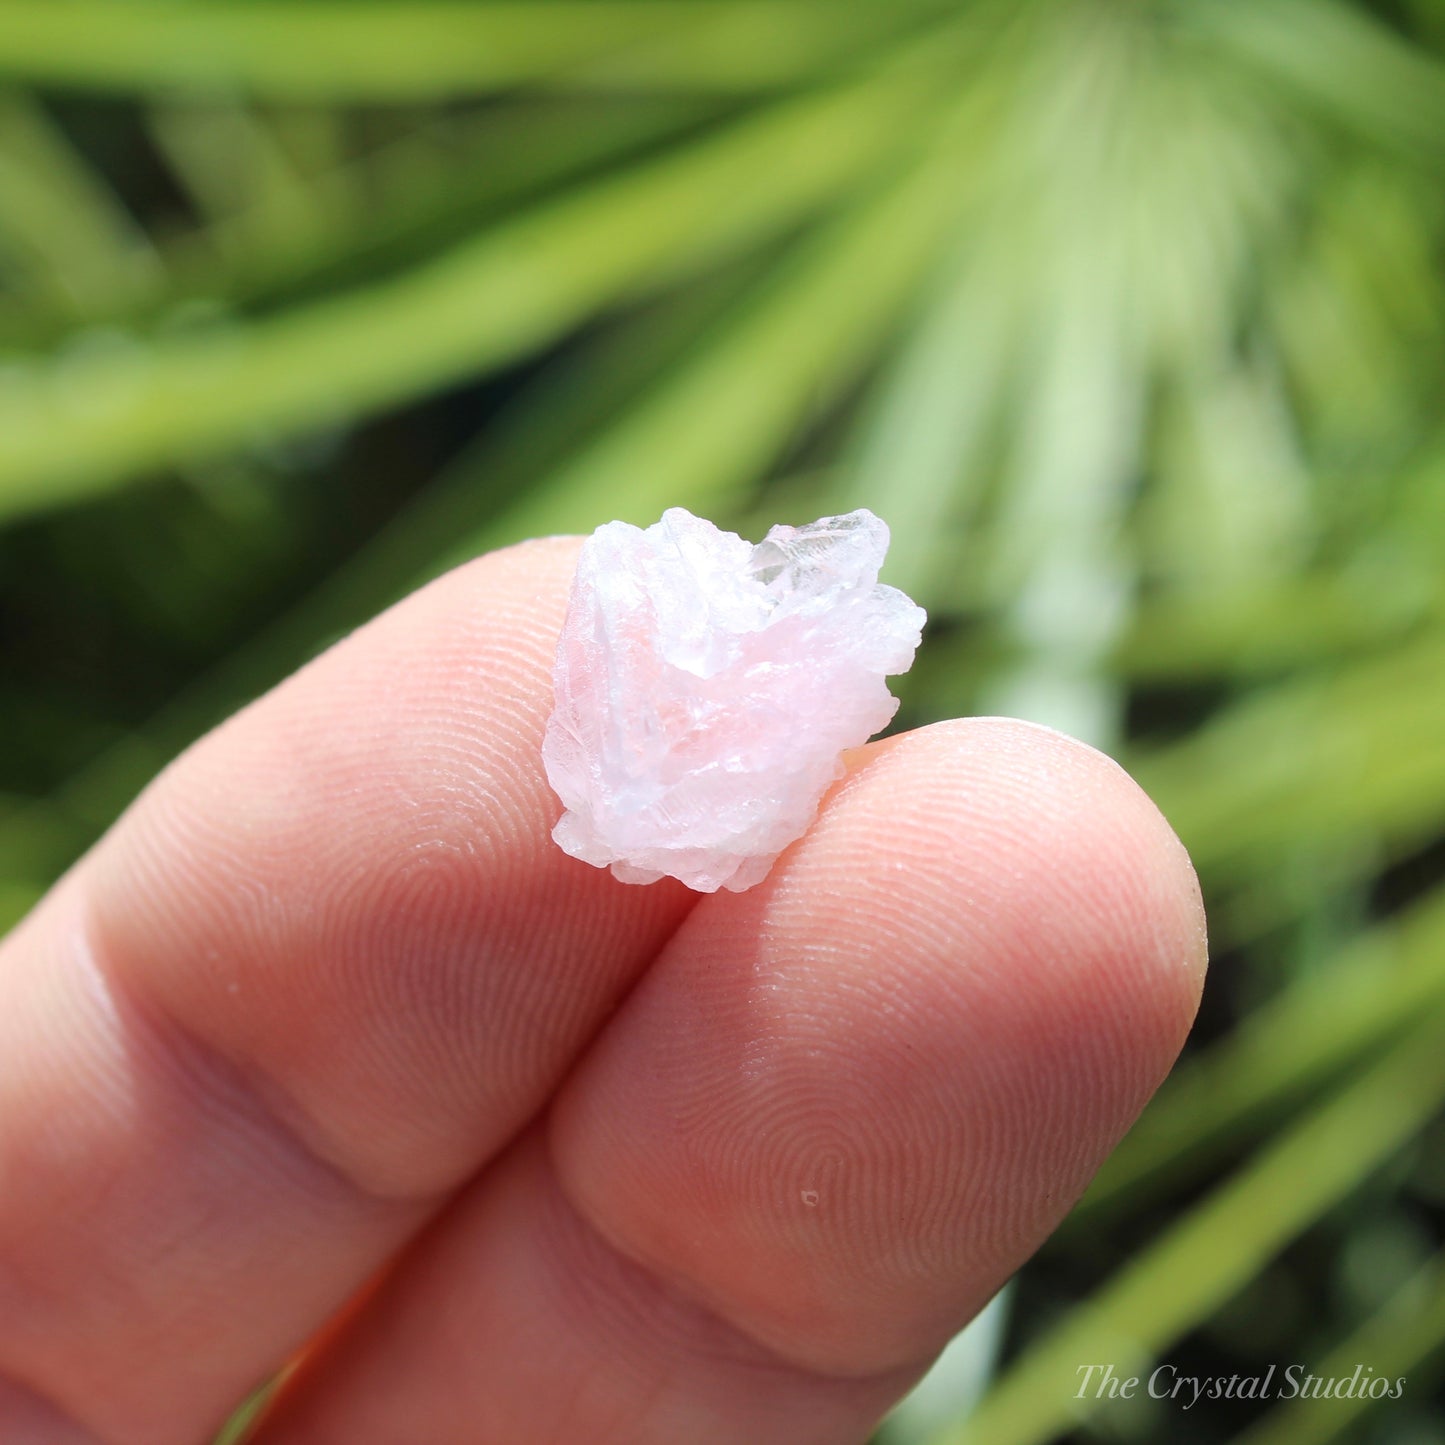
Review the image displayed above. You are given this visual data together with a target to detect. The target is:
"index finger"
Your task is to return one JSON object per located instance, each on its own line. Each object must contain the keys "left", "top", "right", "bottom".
{"left": 0, "top": 536, "right": 697, "bottom": 1445}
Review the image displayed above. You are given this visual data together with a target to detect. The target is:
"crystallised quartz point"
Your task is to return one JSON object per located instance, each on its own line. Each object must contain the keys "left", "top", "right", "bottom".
{"left": 542, "top": 507, "right": 926, "bottom": 893}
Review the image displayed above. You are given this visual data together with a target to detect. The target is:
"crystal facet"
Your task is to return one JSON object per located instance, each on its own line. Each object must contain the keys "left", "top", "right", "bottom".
{"left": 542, "top": 507, "right": 926, "bottom": 892}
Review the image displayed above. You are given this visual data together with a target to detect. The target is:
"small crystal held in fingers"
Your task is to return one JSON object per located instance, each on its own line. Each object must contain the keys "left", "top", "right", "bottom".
{"left": 542, "top": 507, "right": 926, "bottom": 893}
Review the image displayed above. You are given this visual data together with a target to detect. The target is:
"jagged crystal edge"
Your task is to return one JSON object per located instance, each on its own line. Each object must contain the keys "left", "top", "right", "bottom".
{"left": 542, "top": 507, "right": 926, "bottom": 892}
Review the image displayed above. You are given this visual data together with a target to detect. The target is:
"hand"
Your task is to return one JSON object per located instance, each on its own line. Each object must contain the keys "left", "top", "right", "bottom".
{"left": 0, "top": 537, "right": 1206, "bottom": 1445}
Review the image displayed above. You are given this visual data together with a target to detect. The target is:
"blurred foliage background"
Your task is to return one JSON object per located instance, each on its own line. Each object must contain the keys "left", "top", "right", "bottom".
{"left": 2, "top": 1, "right": 1445, "bottom": 1442}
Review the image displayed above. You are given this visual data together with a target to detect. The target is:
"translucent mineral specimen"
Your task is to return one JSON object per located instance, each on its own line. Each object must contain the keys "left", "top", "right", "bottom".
{"left": 542, "top": 507, "right": 926, "bottom": 892}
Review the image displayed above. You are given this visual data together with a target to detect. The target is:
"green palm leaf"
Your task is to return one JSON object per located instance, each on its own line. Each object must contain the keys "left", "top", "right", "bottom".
{"left": 2, "top": 4, "right": 1444, "bottom": 1443}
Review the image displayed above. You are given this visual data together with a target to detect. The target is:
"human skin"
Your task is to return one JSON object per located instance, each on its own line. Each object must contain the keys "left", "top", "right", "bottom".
{"left": 0, "top": 536, "right": 1207, "bottom": 1445}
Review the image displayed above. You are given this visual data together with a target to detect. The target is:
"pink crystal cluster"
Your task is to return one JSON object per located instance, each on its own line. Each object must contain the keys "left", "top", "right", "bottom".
{"left": 542, "top": 507, "right": 925, "bottom": 892}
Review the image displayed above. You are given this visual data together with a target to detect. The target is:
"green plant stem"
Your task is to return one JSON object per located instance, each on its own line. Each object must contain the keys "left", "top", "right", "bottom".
{"left": 1133, "top": 630, "right": 1445, "bottom": 883}
{"left": 0, "top": 91, "right": 161, "bottom": 313}
{"left": 166, "top": 99, "right": 717, "bottom": 314}
{"left": 1184, "top": 0, "right": 1445, "bottom": 163}
{"left": 439, "top": 108, "right": 977, "bottom": 565}
{"left": 1229, "top": 1255, "right": 1445, "bottom": 1445}
{"left": 1075, "top": 883, "right": 1445, "bottom": 1220}
{"left": 0, "top": 73, "right": 975, "bottom": 903}
{"left": 930, "top": 1005, "right": 1445, "bottom": 1445}
{"left": 0, "top": 1, "right": 939, "bottom": 99}
{"left": 0, "top": 40, "right": 958, "bottom": 523}
{"left": 0, "top": 265, "right": 764, "bottom": 895}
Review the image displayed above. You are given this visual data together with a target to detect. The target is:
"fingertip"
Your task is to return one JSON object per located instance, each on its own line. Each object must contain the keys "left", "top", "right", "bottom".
{"left": 854, "top": 714, "right": 1207, "bottom": 1036}
{"left": 550, "top": 714, "right": 1209, "bottom": 1376}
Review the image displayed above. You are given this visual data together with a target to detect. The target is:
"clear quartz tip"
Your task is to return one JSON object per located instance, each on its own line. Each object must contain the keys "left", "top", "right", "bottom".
{"left": 541, "top": 507, "right": 926, "bottom": 892}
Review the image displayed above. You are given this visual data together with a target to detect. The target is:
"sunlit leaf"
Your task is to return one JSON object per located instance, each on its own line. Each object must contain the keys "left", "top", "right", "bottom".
{"left": 931, "top": 1006, "right": 1445, "bottom": 1445}
{"left": 0, "top": 44, "right": 958, "bottom": 522}
{"left": 0, "top": 0, "right": 945, "bottom": 99}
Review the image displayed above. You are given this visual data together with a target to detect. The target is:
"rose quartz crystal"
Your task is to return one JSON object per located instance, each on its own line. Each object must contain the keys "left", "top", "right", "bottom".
{"left": 542, "top": 507, "right": 926, "bottom": 892}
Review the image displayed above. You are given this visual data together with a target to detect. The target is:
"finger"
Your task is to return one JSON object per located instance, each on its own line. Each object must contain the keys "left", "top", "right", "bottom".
{"left": 247, "top": 718, "right": 1207, "bottom": 1445}
{"left": 0, "top": 538, "right": 697, "bottom": 1445}
{"left": 0, "top": 1375, "right": 101, "bottom": 1445}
